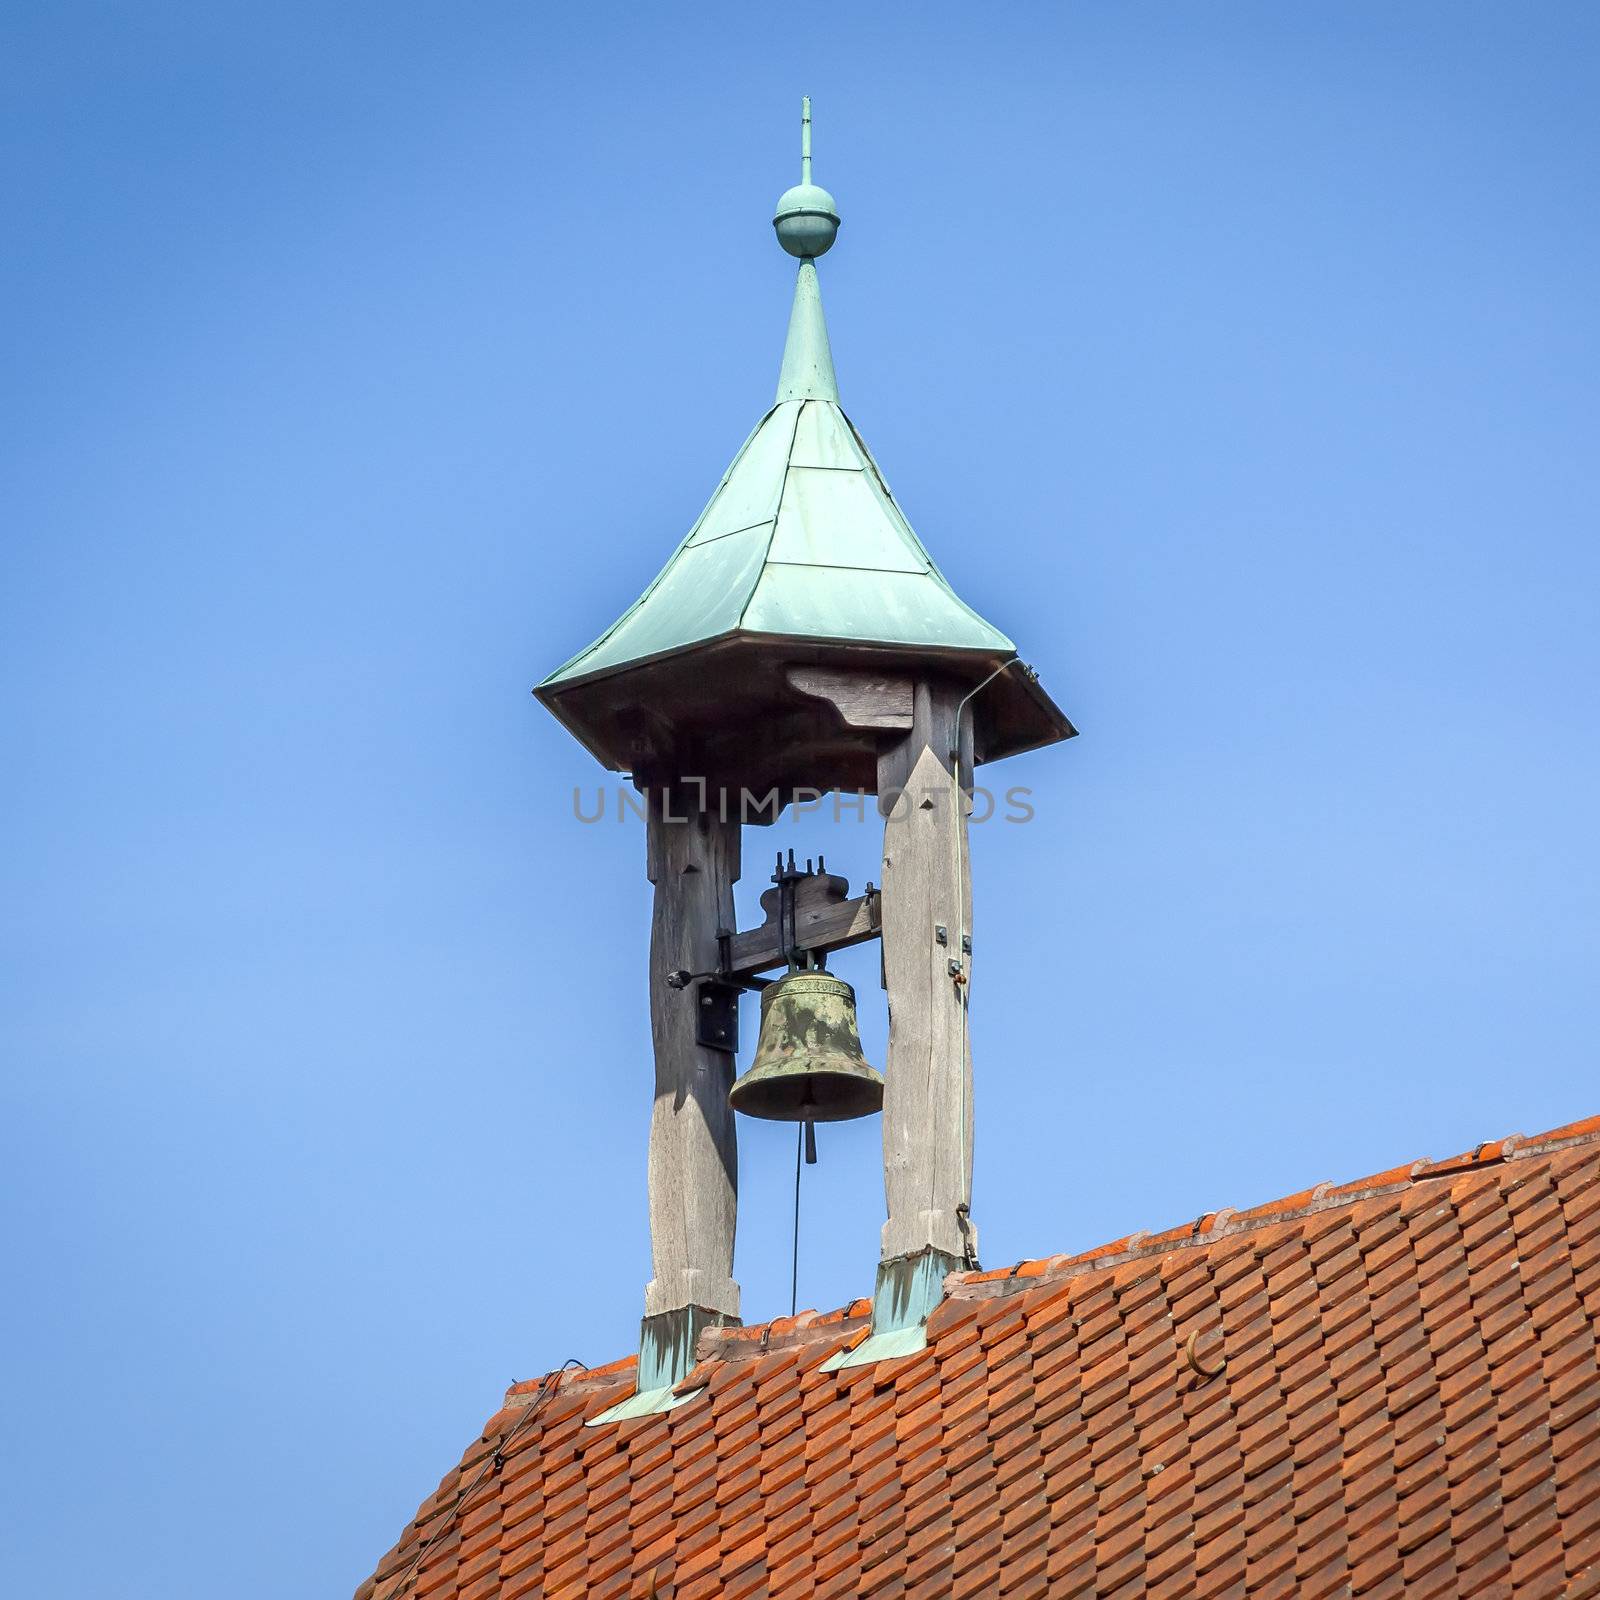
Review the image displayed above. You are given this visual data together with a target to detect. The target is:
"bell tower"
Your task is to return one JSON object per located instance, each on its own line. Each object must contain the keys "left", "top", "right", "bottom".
{"left": 537, "top": 101, "right": 1074, "bottom": 1413}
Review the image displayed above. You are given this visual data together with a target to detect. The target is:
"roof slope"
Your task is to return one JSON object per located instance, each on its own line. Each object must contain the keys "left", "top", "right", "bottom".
{"left": 541, "top": 395, "right": 1014, "bottom": 689}
{"left": 541, "top": 257, "right": 1015, "bottom": 692}
{"left": 357, "top": 1114, "right": 1600, "bottom": 1599}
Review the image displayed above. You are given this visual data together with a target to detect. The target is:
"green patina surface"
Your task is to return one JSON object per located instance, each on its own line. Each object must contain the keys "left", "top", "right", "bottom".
{"left": 727, "top": 971, "right": 884, "bottom": 1125}
{"left": 541, "top": 155, "right": 1016, "bottom": 693}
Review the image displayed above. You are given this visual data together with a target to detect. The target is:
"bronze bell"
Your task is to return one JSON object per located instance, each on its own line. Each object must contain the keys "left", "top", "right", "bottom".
{"left": 727, "top": 970, "right": 884, "bottom": 1122}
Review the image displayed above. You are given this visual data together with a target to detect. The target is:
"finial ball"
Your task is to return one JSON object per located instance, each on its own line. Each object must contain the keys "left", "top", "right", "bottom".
{"left": 773, "top": 183, "right": 840, "bottom": 259}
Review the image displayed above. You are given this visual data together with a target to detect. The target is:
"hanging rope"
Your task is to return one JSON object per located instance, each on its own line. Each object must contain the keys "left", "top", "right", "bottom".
{"left": 789, "top": 1119, "right": 818, "bottom": 1316}
{"left": 791, "top": 1120, "right": 804, "bottom": 1316}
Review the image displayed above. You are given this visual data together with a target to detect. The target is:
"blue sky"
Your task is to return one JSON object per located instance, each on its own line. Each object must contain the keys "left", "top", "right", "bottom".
{"left": 2, "top": 3, "right": 1596, "bottom": 1594}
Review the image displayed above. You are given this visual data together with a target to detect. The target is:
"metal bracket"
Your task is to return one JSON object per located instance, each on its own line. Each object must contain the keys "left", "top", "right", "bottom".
{"left": 694, "top": 980, "right": 740, "bottom": 1053}
{"left": 667, "top": 966, "right": 767, "bottom": 994}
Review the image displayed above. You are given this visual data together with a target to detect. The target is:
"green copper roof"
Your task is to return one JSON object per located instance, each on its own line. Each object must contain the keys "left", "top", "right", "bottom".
{"left": 541, "top": 108, "right": 1016, "bottom": 694}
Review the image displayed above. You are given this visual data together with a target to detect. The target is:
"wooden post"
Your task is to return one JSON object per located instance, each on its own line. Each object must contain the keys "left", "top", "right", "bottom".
{"left": 877, "top": 681, "right": 978, "bottom": 1274}
{"left": 642, "top": 785, "right": 741, "bottom": 1343}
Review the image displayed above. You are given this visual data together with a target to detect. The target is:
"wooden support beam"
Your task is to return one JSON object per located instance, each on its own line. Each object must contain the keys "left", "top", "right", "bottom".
{"left": 786, "top": 666, "right": 914, "bottom": 731}
{"left": 725, "top": 889, "right": 880, "bottom": 977}
{"left": 643, "top": 786, "right": 741, "bottom": 1325}
{"left": 877, "top": 680, "right": 978, "bottom": 1268}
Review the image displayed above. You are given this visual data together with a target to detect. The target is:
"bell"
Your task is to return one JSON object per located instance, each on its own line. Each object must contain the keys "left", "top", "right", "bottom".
{"left": 728, "top": 970, "right": 884, "bottom": 1122}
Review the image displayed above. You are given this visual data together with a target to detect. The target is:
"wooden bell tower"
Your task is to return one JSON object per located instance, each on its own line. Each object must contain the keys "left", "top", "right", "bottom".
{"left": 537, "top": 101, "right": 1074, "bottom": 1411}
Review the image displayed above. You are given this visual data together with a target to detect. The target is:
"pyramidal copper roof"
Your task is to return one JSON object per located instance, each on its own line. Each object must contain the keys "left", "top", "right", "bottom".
{"left": 534, "top": 110, "right": 1075, "bottom": 782}
{"left": 355, "top": 1111, "right": 1600, "bottom": 1599}
{"left": 540, "top": 269, "right": 1015, "bottom": 693}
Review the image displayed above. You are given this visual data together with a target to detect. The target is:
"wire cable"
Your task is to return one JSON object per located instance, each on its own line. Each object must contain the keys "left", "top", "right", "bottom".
{"left": 944, "top": 658, "right": 1027, "bottom": 1269}
{"left": 383, "top": 1357, "right": 586, "bottom": 1600}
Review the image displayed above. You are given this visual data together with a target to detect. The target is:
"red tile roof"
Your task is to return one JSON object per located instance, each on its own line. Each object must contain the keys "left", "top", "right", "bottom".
{"left": 356, "top": 1114, "right": 1600, "bottom": 1598}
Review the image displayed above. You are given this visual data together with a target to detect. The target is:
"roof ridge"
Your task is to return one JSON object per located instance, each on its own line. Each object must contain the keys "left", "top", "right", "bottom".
{"left": 954, "top": 1110, "right": 1600, "bottom": 1296}
{"left": 732, "top": 401, "right": 804, "bottom": 634}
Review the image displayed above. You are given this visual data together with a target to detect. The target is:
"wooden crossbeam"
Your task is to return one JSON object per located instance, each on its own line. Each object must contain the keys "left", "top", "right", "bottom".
{"left": 725, "top": 889, "right": 881, "bottom": 978}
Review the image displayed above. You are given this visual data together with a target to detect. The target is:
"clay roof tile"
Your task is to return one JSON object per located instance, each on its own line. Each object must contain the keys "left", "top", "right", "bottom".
{"left": 356, "top": 1113, "right": 1600, "bottom": 1599}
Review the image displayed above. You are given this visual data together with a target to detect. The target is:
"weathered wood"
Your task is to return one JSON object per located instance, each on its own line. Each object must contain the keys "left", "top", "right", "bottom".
{"left": 786, "top": 666, "right": 915, "bottom": 731}
{"left": 643, "top": 786, "right": 741, "bottom": 1322}
{"left": 726, "top": 889, "right": 881, "bottom": 977}
{"left": 753, "top": 863, "right": 853, "bottom": 929}
{"left": 877, "top": 681, "right": 978, "bottom": 1267}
